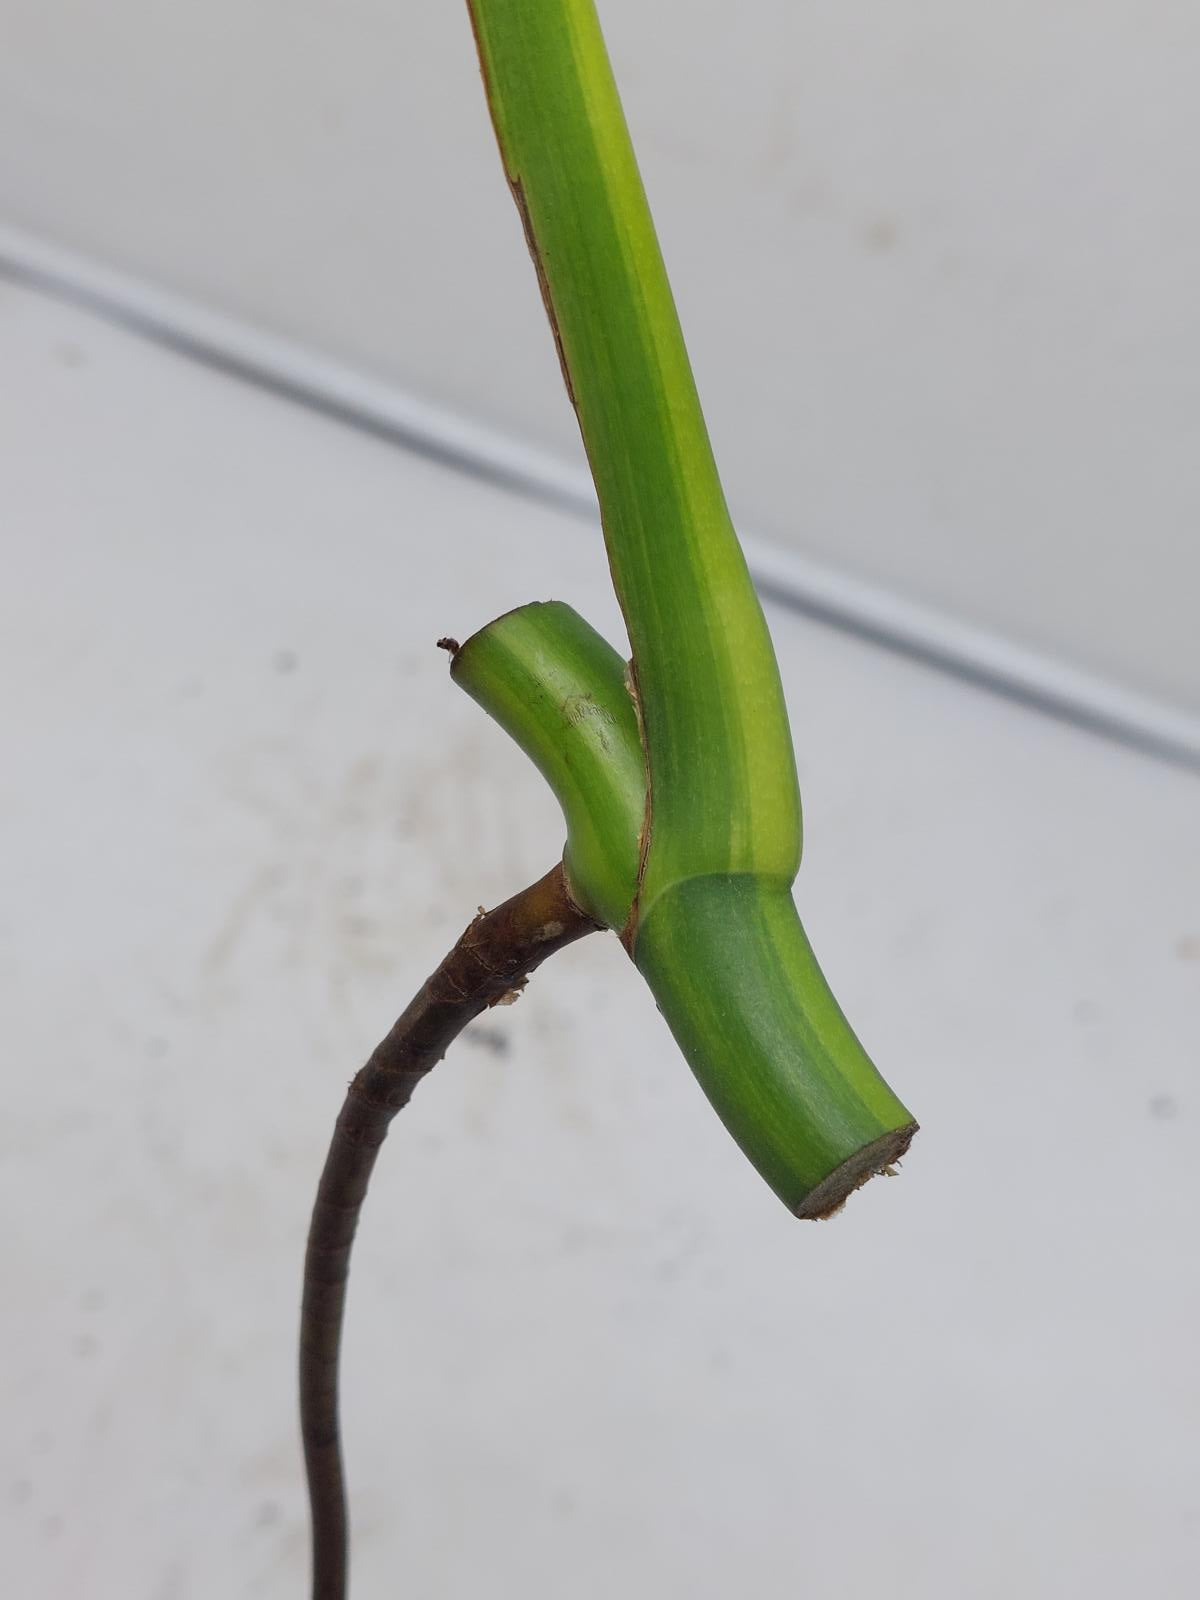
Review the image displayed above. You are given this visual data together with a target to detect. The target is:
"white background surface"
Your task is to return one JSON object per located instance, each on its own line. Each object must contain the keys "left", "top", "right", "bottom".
{"left": 2, "top": 278, "right": 1198, "bottom": 1598}
{"left": 2, "top": 2, "right": 1198, "bottom": 711}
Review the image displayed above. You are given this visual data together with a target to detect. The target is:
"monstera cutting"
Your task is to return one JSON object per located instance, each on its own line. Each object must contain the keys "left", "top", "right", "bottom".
{"left": 299, "top": 5, "right": 917, "bottom": 1595}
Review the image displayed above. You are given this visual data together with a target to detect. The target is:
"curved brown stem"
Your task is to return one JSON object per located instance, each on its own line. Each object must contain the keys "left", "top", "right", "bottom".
{"left": 299, "top": 862, "right": 598, "bottom": 1600}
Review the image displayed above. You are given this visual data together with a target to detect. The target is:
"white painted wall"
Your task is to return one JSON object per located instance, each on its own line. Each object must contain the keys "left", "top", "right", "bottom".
{"left": 4, "top": 275, "right": 1199, "bottom": 1600}
{"left": 2, "top": 2, "right": 1198, "bottom": 712}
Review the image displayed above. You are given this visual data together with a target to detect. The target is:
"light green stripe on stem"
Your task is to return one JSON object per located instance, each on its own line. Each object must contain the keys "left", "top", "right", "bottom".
{"left": 465, "top": 0, "right": 801, "bottom": 929}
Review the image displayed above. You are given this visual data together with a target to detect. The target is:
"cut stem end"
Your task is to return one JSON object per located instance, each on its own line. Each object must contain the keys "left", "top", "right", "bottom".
{"left": 793, "top": 1123, "right": 920, "bottom": 1221}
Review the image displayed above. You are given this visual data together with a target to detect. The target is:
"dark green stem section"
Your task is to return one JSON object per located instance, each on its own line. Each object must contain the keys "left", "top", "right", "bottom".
{"left": 635, "top": 877, "right": 917, "bottom": 1214}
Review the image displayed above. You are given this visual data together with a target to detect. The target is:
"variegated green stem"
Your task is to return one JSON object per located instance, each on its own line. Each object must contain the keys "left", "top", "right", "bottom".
{"left": 450, "top": 604, "right": 915, "bottom": 1214}
{"left": 465, "top": 0, "right": 800, "bottom": 936}
{"left": 463, "top": 0, "right": 916, "bottom": 1211}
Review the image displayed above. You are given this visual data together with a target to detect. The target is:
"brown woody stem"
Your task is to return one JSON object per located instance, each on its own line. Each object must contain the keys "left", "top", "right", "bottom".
{"left": 299, "top": 862, "right": 598, "bottom": 1600}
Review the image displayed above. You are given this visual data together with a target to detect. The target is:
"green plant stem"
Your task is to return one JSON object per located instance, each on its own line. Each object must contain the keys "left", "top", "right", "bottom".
{"left": 447, "top": 601, "right": 645, "bottom": 928}
{"left": 635, "top": 878, "right": 916, "bottom": 1214}
{"left": 462, "top": 1, "right": 917, "bottom": 1211}
{"left": 300, "top": 864, "right": 597, "bottom": 1600}
{"left": 300, "top": 3, "right": 919, "bottom": 1591}
{"left": 465, "top": 0, "right": 800, "bottom": 928}
{"left": 450, "top": 602, "right": 916, "bottom": 1211}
